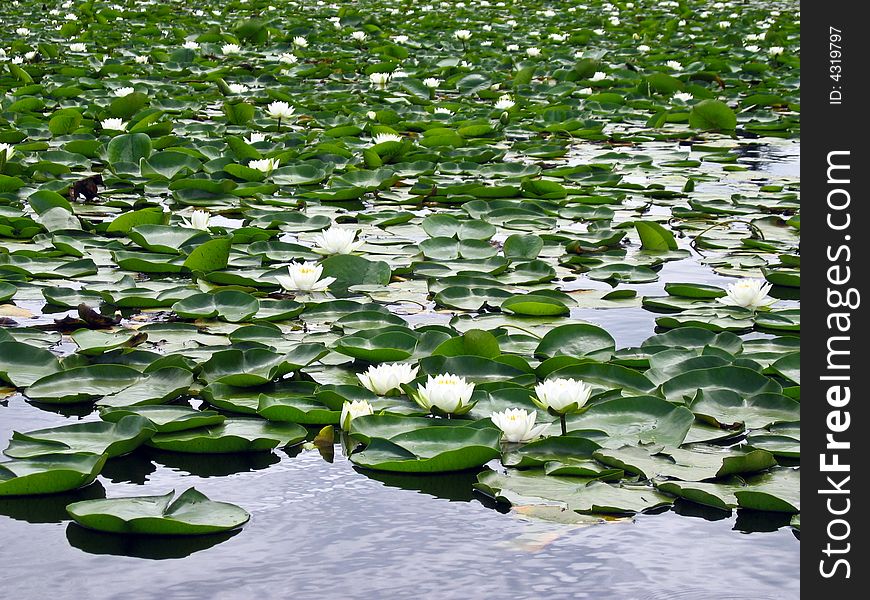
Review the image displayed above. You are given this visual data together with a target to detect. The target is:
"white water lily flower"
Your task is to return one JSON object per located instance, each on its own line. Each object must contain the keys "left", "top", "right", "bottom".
{"left": 183, "top": 40, "right": 200, "bottom": 50}
{"left": 114, "top": 86, "right": 135, "bottom": 97}
{"left": 549, "top": 33, "right": 567, "bottom": 42}
{"left": 182, "top": 209, "right": 210, "bottom": 230}
{"left": 744, "top": 45, "right": 760, "bottom": 52}
{"left": 666, "top": 60, "right": 683, "bottom": 71}
{"left": 340, "top": 399, "right": 374, "bottom": 430}
{"left": 590, "top": 71, "right": 607, "bottom": 81}
{"left": 0, "top": 143, "right": 15, "bottom": 160}
{"left": 276, "top": 262, "right": 336, "bottom": 293}
{"left": 372, "top": 132, "right": 402, "bottom": 145}
{"left": 593, "top": 28, "right": 605, "bottom": 35}
{"left": 369, "top": 72, "right": 391, "bottom": 88}
{"left": 366, "top": 111, "right": 377, "bottom": 120}
{"left": 228, "top": 83, "right": 249, "bottom": 94}
{"left": 248, "top": 157, "right": 280, "bottom": 172}
{"left": 266, "top": 101, "right": 295, "bottom": 120}
{"left": 672, "top": 92, "right": 694, "bottom": 102}
{"left": 433, "top": 107, "right": 454, "bottom": 115}
{"left": 278, "top": 52, "right": 298, "bottom": 64}
{"left": 16, "top": 28, "right": 30, "bottom": 36}
{"left": 423, "top": 77, "right": 441, "bottom": 89}
{"left": 221, "top": 43, "right": 241, "bottom": 55}
{"left": 65, "top": 13, "right": 78, "bottom": 20}
{"left": 11, "top": 56, "right": 24, "bottom": 65}
{"left": 351, "top": 31, "right": 367, "bottom": 41}
{"left": 134, "top": 55, "right": 149, "bottom": 64}
{"left": 717, "top": 279, "right": 776, "bottom": 309}
{"left": 505, "top": 44, "right": 519, "bottom": 51}
{"left": 292, "top": 36, "right": 308, "bottom": 48}
{"left": 719, "top": 21, "right": 731, "bottom": 29}
{"left": 526, "top": 47, "right": 541, "bottom": 57}
{"left": 313, "top": 226, "right": 363, "bottom": 255}
{"left": 494, "top": 94, "right": 515, "bottom": 110}
{"left": 609, "top": 16, "right": 620, "bottom": 25}
{"left": 245, "top": 132, "right": 267, "bottom": 144}
{"left": 392, "top": 35, "right": 409, "bottom": 44}
{"left": 637, "top": 44, "right": 651, "bottom": 53}
{"left": 454, "top": 29, "right": 472, "bottom": 41}
{"left": 414, "top": 373, "right": 476, "bottom": 415}
{"left": 768, "top": 46, "right": 785, "bottom": 56}
{"left": 357, "top": 363, "right": 419, "bottom": 395}
{"left": 101, "top": 118, "right": 126, "bottom": 131}
{"left": 533, "top": 378, "right": 592, "bottom": 414}
{"left": 491, "top": 408, "right": 548, "bottom": 443}
{"left": 69, "top": 43, "right": 87, "bottom": 52}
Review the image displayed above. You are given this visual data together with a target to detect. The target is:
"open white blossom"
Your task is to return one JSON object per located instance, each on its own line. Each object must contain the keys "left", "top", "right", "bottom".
{"left": 717, "top": 279, "right": 776, "bottom": 309}
{"left": 526, "top": 47, "right": 541, "bottom": 57}
{"left": 672, "top": 92, "right": 694, "bottom": 102}
{"left": 69, "top": 43, "right": 87, "bottom": 52}
{"left": 221, "top": 43, "right": 241, "bottom": 55}
{"left": 276, "top": 262, "right": 335, "bottom": 293}
{"left": 357, "top": 363, "right": 418, "bottom": 395}
{"left": 312, "top": 226, "right": 363, "bottom": 255}
{"left": 494, "top": 94, "right": 515, "bottom": 110}
{"left": 372, "top": 132, "right": 403, "bottom": 145}
{"left": 245, "top": 132, "right": 267, "bottom": 144}
{"left": 491, "top": 408, "right": 548, "bottom": 443}
{"left": 0, "top": 143, "right": 15, "bottom": 160}
{"left": 369, "top": 72, "right": 391, "bottom": 88}
{"left": 533, "top": 378, "right": 593, "bottom": 414}
{"left": 248, "top": 157, "right": 280, "bottom": 172}
{"left": 101, "top": 118, "right": 126, "bottom": 131}
{"left": 183, "top": 40, "right": 200, "bottom": 50}
{"left": 666, "top": 60, "right": 683, "bottom": 70}
{"left": 351, "top": 31, "right": 367, "bottom": 41}
{"left": 279, "top": 52, "right": 298, "bottom": 64}
{"left": 590, "top": 71, "right": 607, "bottom": 81}
{"left": 293, "top": 36, "right": 308, "bottom": 47}
{"left": 182, "top": 209, "right": 210, "bottom": 230}
{"left": 423, "top": 77, "right": 441, "bottom": 89}
{"left": 114, "top": 86, "right": 135, "bottom": 97}
{"left": 454, "top": 29, "right": 472, "bottom": 41}
{"left": 413, "top": 373, "right": 476, "bottom": 415}
{"left": 228, "top": 83, "right": 249, "bottom": 94}
{"left": 266, "top": 101, "right": 295, "bottom": 120}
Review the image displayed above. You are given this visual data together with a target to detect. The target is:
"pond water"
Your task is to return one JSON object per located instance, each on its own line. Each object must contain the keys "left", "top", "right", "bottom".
{"left": 0, "top": 141, "right": 799, "bottom": 600}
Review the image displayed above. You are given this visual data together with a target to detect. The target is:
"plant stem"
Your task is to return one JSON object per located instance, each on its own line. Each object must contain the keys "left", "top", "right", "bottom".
{"left": 560, "top": 415, "right": 567, "bottom": 435}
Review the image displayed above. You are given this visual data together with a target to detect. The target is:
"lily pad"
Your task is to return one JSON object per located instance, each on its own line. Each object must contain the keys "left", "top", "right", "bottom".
{"left": 67, "top": 488, "right": 250, "bottom": 535}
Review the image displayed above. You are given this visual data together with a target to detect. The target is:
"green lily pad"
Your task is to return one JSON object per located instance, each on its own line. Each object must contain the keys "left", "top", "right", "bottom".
{"left": 147, "top": 418, "right": 307, "bottom": 453}
{"left": 4, "top": 415, "right": 156, "bottom": 459}
{"left": 67, "top": 487, "right": 250, "bottom": 535}
{"left": 350, "top": 426, "right": 501, "bottom": 473}
{"left": 0, "top": 453, "right": 107, "bottom": 497}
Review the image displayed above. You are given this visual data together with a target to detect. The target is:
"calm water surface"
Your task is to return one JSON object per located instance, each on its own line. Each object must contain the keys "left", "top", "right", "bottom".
{"left": 0, "top": 143, "right": 800, "bottom": 600}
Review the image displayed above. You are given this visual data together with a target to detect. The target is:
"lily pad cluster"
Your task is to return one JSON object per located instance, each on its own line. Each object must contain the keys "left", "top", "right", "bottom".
{"left": 2, "top": 0, "right": 799, "bottom": 540}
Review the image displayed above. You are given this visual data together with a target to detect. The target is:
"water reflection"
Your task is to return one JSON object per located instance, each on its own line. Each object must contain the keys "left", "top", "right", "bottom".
{"left": 66, "top": 524, "right": 241, "bottom": 560}
{"left": 355, "top": 466, "right": 482, "bottom": 502}
{"left": 100, "top": 452, "right": 157, "bottom": 485}
{"left": 147, "top": 448, "right": 281, "bottom": 478}
{"left": 733, "top": 509, "right": 793, "bottom": 534}
{"left": 671, "top": 498, "right": 731, "bottom": 523}
{"left": 0, "top": 482, "right": 106, "bottom": 524}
